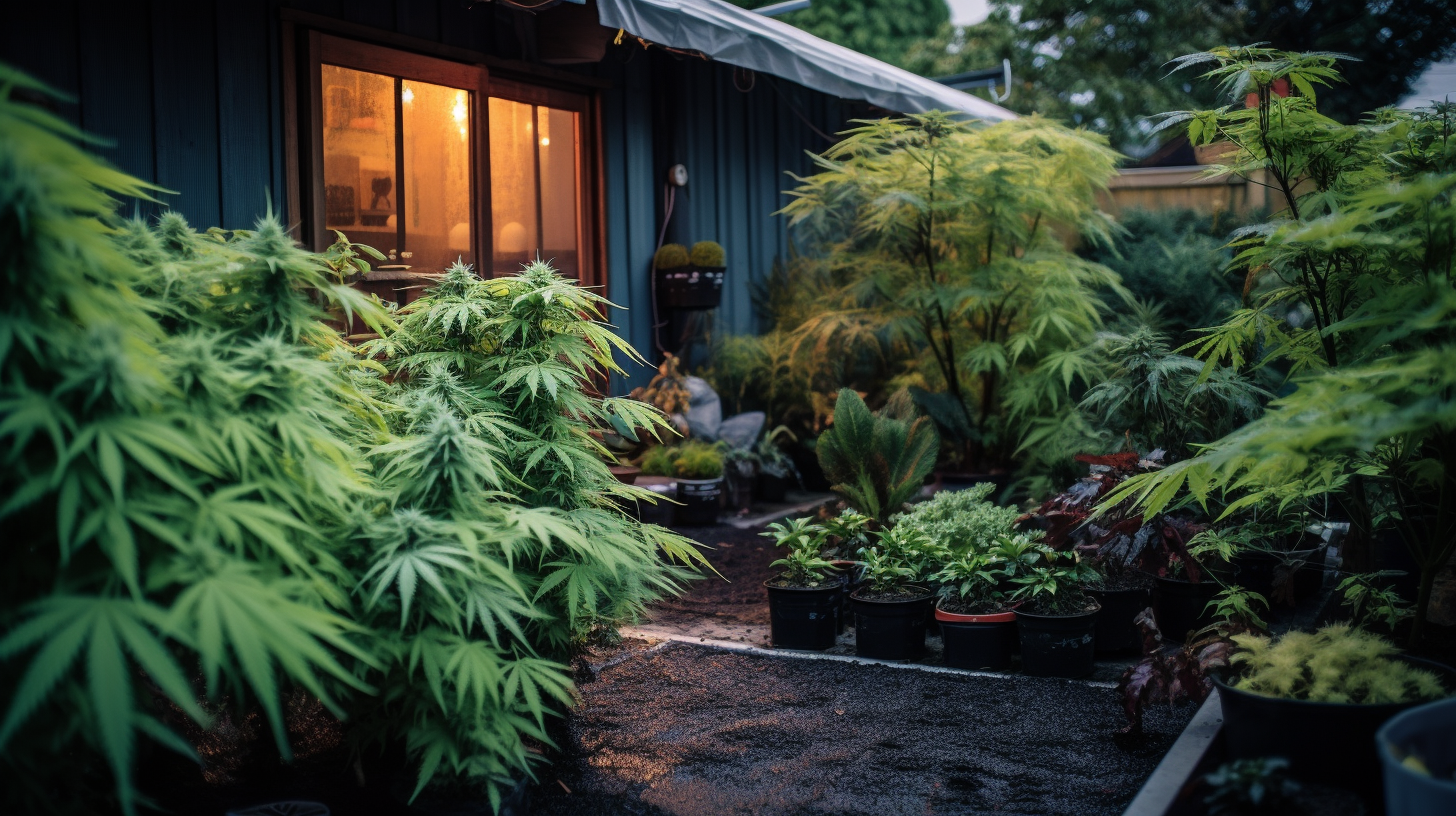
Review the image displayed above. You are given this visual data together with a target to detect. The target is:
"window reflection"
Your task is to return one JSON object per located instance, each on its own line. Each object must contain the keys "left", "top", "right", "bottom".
{"left": 489, "top": 99, "right": 579, "bottom": 277}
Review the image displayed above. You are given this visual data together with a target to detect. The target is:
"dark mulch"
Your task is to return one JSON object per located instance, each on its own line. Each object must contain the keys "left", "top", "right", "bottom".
{"left": 532, "top": 641, "right": 1194, "bottom": 816}
{"left": 653, "top": 524, "right": 779, "bottom": 627}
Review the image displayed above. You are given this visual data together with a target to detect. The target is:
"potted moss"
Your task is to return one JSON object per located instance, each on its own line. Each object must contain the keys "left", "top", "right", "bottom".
{"left": 654, "top": 240, "right": 725, "bottom": 310}
{"left": 669, "top": 440, "right": 723, "bottom": 525}
{"left": 761, "top": 517, "right": 839, "bottom": 650}
{"left": 930, "top": 539, "right": 1027, "bottom": 671}
{"left": 849, "top": 525, "right": 934, "bottom": 660}
{"left": 1011, "top": 547, "right": 1103, "bottom": 678}
{"left": 1215, "top": 625, "right": 1455, "bottom": 801}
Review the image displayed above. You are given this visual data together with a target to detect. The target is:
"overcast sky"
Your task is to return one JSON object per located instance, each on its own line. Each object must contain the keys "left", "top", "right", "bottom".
{"left": 944, "top": 0, "right": 991, "bottom": 26}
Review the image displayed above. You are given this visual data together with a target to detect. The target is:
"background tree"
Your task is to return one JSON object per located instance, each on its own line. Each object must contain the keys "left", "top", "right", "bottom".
{"left": 731, "top": 0, "right": 948, "bottom": 65}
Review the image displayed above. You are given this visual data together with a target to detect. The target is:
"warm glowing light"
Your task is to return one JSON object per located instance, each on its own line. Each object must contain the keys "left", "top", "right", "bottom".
{"left": 452, "top": 91, "right": 467, "bottom": 124}
{"left": 540, "top": 137, "right": 550, "bottom": 146}
{"left": 402, "top": 85, "right": 414, "bottom": 104}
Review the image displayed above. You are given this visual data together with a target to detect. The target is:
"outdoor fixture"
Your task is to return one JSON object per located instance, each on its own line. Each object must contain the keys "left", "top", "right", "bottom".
{"left": 934, "top": 59, "right": 1013, "bottom": 103}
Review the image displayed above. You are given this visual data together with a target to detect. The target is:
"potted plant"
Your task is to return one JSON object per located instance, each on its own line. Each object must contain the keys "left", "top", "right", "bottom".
{"left": 721, "top": 443, "right": 759, "bottom": 514}
{"left": 1214, "top": 624, "right": 1455, "bottom": 801}
{"left": 819, "top": 507, "right": 875, "bottom": 632}
{"left": 1378, "top": 696, "right": 1456, "bottom": 815}
{"left": 930, "top": 543, "right": 1021, "bottom": 671}
{"left": 1151, "top": 527, "right": 1241, "bottom": 643}
{"left": 1087, "top": 560, "right": 1155, "bottom": 654}
{"left": 761, "top": 517, "right": 840, "bottom": 650}
{"left": 849, "top": 525, "right": 934, "bottom": 660}
{"left": 668, "top": 440, "right": 724, "bottom": 526}
{"left": 755, "top": 425, "right": 801, "bottom": 503}
{"left": 654, "top": 240, "right": 725, "bottom": 310}
{"left": 1011, "top": 546, "right": 1103, "bottom": 678}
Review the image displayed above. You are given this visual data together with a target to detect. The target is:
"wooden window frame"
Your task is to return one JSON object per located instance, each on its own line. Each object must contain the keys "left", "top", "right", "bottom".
{"left": 282, "top": 17, "right": 607, "bottom": 293}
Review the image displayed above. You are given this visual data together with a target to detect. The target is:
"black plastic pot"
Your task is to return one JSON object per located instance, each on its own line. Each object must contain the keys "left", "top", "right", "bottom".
{"left": 937, "top": 604, "right": 1017, "bottom": 671}
{"left": 764, "top": 580, "right": 840, "bottom": 650}
{"left": 829, "top": 561, "right": 857, "bottom": 634}
{"left": 1152, "top": 574, "right": 1227, "bottom": 643}
{"left": 394, "top": 777, "right": 530, "bottom": 816}
{"left": 1088, "top": 586, "right": 1151, "bottom": 653}
{"left": 1379, "top": 696, "right": 1456, "bottom": 816}
{"left": 1014, "top": 604, "right": 1100, "bottom": 678}
{"left": 1233, "top": 547, "right": 1325, "bottom": 601}
{"left": 1215, "top": 657, "right": 1456, "bottom": 803}
{"left": 655, "top": 265, "right": 724, "bottom": 310}
{"left": 673, "top": 477, "right": 722, "bottom": 526}
{"left": 756, "top": 472, "right": 790, "bottom": 504}
{"left": 850, "top": 589, "right": 932, "bottom": 660}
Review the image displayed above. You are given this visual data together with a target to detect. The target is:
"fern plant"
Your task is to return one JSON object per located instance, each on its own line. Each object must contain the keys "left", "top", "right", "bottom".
{"left": 816, "top": 388, "right": 939, "bottom": 523}
{"left": 358, "top": 259, "right": 707, "bottom": 799}
{"left": 0, "top": 66, "right": 388, "bottom": 814}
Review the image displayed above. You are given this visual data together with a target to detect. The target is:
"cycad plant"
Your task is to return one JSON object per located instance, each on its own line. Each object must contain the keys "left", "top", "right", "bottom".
{"left": 357, "top": 259, "right": 706, "bottom": 798}
{"left": 816, "top": 389, "right": 939, "bottom": 523}
{"left": 0, "top": 66, "right": 389, "bottom": 814}
{"left": 780, "top": 113, "right": 1125, "bottom": 471}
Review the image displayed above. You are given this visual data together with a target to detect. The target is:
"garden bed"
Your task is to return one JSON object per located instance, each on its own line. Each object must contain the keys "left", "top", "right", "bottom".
{"left": 533, "top": 639, "right": 1195, "bottom": 815}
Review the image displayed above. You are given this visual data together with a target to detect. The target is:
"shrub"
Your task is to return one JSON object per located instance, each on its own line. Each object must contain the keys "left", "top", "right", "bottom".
{"left": 689, "top": 240, "right": 726, "bottom": 267}
{"left": 893, "top": 482, "right": 1021, "bottom": 553}
{"left": 653, "top": 243, "right": 690, "bottom": 269}
{"left": 817, "top": 389, "right": 939, "bottom": 522}
{"left": 1229, "top": 625, "right": 1446, "bottom": 704}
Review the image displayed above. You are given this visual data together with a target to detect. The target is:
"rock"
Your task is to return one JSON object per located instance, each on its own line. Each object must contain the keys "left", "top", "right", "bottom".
{"left": 717, "top": 411, "right": 766, "bottom": 450}
{"left": 683, "top": 376, "right": 722, "bottom": 440}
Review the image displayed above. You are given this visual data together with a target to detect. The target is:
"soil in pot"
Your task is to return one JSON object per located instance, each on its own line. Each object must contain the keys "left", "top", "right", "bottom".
{"left": 1089, "top": 573, "right": 1154, "bottom": 653}
{"left": 850, "top": 587, "right": 932, "bottom": 660}
{"left": 1015, "top": 599, "right": 1101, "bottom": 678}
{"left": 673, "top": 477, "right": 722, "bottom": 526}
{"left": 1152, "top": 572, "right": 1230, "bottom": 643}
{"left": 937, "top": 600, "right": 1016, "bottom": 671}
{"left": 1215, "top": 656, "right": 1456, "bottom": 803}
{"left": 764, "top": 579, "right": 840, "bottom": 650}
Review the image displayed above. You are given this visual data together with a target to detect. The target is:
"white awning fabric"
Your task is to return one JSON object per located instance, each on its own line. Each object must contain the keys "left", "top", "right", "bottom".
{"left": 594, "top": 0, "right": 1017, "bottom": 121}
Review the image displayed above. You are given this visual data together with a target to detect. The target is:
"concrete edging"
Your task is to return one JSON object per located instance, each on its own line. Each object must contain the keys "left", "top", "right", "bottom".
{"left": 1121, "top": 690, "right": 1224, "bottom": 816}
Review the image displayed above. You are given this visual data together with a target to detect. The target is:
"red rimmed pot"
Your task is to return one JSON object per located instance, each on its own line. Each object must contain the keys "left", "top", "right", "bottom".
{"left": 936, "top": 601, "right": 1017, "bottom": 671}
{"left": 764, "top": 580, "right": 840, "bottom": 650}
{"left": 1215, "top": 656, "right": 1456, "bottom": 803}
{"left": 1014, "top": 601, "right": 1101, "bottom": 678}
{"left": 850, "top": 587, "right": 932, "bottom": 660}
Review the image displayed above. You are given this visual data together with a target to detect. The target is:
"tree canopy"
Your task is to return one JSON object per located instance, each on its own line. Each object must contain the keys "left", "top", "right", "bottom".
{"left": 731, "top": 0, "right": 949, "bottom": 66}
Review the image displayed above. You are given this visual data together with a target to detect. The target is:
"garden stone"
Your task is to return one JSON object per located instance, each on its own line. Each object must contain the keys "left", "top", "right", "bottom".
{"left": 717, "top": 411, "right": 765, "bottom": 450}
{"left": 683, "top": 376, "right": 722, "bottom": 439}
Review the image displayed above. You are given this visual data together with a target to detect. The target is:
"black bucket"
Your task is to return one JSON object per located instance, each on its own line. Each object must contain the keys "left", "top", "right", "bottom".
{"left": 764, "top": 581, "right": 840, "bottom": 650}
{"left": 756, "top": 472, "right": 790, "bottom": 504}
{"left": 1015, "top": 606, "right": 1100, "bottom": 678}
{"left": 1088, "top": 586, "right": 1151, "bottom": 653}
{"left": 673, "top": 478, "right": 721, "bottom": 526}
{"left": 938, "top": 611, "right": 1017, "bottom": 671}
{"left": 1152, "top": 575, "right": 1226, "bottom": 643}
{"left": 850, "top": 591, "right": 931, "bottom": 660}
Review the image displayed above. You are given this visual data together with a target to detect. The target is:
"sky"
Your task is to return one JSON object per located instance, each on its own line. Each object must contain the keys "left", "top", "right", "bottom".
{"left": 944, "top": 0, "right": 991, "bottom": 26}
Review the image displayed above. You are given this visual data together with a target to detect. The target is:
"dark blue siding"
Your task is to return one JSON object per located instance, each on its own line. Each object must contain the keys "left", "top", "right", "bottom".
{"left": 4, "top": 2, "right": 857, "bottom": 392}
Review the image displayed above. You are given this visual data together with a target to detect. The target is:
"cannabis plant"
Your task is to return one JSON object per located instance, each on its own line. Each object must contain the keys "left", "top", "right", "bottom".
{"left": 359, "top": 259, "right": 706, "bottom": 798}
{"left": 0, "top": 66, "right": 388, "bottom": 814}
{"left": 816, "top": 388, "right": 939, "bottom": 523}
{"left": 1109, "top": 48, "right": 1456, "bottom": 641}
{"left": 1228, "top": 624, "right": 1447, "bottom": 704}
{"left": 780, "top": 113, "right": 1124, "bottom": 471}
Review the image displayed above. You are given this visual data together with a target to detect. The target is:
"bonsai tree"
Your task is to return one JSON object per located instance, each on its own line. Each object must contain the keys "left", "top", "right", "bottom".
{"left": 816, "top": 388, "right": 939, "bottom": 523}
{"left": 1108, "top": 48, "right": 1456, "bottom": 641}
{"left": 780, "top": 113, "right": 1125, "bottom": 471}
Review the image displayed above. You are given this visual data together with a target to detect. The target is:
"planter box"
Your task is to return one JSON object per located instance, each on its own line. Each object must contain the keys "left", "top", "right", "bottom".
{"left": 655, "top": 265, "right": 724, "bottom": 310}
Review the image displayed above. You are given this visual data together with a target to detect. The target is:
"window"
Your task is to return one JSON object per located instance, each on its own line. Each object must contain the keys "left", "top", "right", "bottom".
{"left": 301, "top": 35, "right": 598, "bottom": 292}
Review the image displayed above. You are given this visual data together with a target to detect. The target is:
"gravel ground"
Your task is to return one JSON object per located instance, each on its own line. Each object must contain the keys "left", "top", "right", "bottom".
{"left": 532, "top": 640, "right": 1194, "bottom": 816}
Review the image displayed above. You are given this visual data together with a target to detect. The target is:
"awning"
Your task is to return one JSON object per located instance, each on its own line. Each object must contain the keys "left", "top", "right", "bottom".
{"left": 594, "top": 0, "right": 1017, "bottom": 121}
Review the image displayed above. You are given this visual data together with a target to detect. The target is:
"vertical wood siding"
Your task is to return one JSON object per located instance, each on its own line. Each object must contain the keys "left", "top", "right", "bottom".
{"left": 4, "top": 3, "right": 857, "bottom": 393}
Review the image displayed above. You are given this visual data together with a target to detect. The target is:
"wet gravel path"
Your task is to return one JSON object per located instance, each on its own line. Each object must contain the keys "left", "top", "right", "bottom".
{"left": 533, "top": 641, "right": 1193, "bottom": 816}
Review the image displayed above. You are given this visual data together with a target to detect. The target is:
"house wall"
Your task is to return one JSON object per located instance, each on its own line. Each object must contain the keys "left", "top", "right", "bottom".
{"left": 2, "top": 0, "right": 856, "bottom": 392}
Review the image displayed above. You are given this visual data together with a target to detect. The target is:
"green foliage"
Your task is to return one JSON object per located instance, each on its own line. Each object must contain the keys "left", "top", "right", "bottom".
{"left": 359, "top": 259, "right": 707, "bottom": 797}
{"left": 904, "top": 2, "right": 1456, "bottom": 152}
{"left": 639, "top": 444, "right": 677, "bottom": 477}
{"left": 0, "top": 66, "right": 389, "bottom": 814}
{"left": 733, "top": 0, "right": 948, "bottom": 66}
{"left": 688, "top": 240, "right": 725, "bottom": 268}
{"left": 1105, "top": 50, "right": 1456, "bottom": 641}
{"left": 1229, "top": 624, "right": 1448, "bottom": 704}
{"left": 1204, "top": 586, "right": 1270, "bottom": 630}
{"left": 1337, "top": 573, "right": 1416, "bottom": 632}
{"left": 781, "top": 113, "right": 1123, "bottom": 471}
{"left": 639, "top": 440, "right": 724, "bottom": 480}
{"left": 1009, "top": 545, "right": 1101, "bottom": 616}
{"left": 755, "top": 425, "right": 800, "bottom": 481}
{"left": 653, "top": 243, "right": 690, "bottom": 269}
{"left": 1202, "top": 757, "right": 1300, "bottom": 816}
{"left": 892, "top": 482, "right": 1020, "bottom": 553}
{"left": 816, "top": 389, "right": 938, "bottom": 522}
{"left": 1076, "top": 324, "right": 1266, "bottom": 461}
{"left": 762, "top": 518, "right": 834, "bottom": 587}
